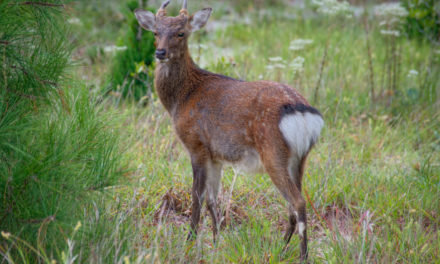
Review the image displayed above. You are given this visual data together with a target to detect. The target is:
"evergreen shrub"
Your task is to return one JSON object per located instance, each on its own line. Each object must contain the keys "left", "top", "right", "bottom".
{"left": 107, "top": 0, "right": 156, "bottom": 101}
{"left": 0, "top": 0, "right": 123, "bottom": 260}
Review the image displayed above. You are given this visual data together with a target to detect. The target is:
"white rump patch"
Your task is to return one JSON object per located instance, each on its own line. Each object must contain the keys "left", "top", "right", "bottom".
{"left": 279, "top": 112, "right": 324, "bottom": 158}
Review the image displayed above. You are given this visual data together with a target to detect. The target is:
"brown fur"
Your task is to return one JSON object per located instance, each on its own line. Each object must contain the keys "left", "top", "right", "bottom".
{"left": 135, "top": 4, "right": 321, "bottom": 262}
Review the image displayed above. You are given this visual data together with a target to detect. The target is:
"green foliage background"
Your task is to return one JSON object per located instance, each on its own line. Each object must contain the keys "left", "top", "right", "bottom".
{"left": 403, "top": 0, "right": 440, "bottom": 42}
{"left": 107, "top": 0, "right": 156, "bottom": 100}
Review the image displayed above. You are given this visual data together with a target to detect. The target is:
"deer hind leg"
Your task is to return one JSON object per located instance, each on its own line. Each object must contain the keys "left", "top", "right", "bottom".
{"left": 205, "top": 161, "right": 222, "bottom": 242}
{"left": 284, "top": 204, "right": 298, "bottom": 243}
{"left": 262, "top": 152, "right": 308, "bottom": 262}
{"left": 285, "top": 154, "right": 309, "bottom": 244}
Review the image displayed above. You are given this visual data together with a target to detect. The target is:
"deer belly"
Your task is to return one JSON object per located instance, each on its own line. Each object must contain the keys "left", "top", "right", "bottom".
{"left": 219, "top": 147, "right": 265, "bottom": 175}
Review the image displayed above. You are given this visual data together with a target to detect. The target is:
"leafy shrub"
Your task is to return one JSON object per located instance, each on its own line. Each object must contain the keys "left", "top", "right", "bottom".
{"left": 403, "top": 0, "right": 440, "bottom": 42}
{"left": 107, "top": 0, "right": 156, "bottom": 101}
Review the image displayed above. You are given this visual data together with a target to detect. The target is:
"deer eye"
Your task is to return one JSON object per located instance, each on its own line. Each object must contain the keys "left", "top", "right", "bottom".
{"left": 153, "top": 32, "right": 158, "bottom": 36}
{"left": 178, "top": 32, "right": 185, "bottom": 37}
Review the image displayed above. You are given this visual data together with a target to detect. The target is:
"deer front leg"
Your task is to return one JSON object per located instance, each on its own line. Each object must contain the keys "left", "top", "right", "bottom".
{"left": 205, "top": 161, "right": 222, "bottom": 243}
{"left": 187, "top": 157, "right": 207, "bottom": 240}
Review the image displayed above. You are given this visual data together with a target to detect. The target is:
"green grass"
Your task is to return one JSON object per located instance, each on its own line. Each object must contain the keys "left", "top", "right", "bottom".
{"left": 2, "top": 0, "right": 439, "bottom": 263}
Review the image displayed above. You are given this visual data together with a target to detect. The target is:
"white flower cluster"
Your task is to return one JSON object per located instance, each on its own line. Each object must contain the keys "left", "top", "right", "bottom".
{"left": 266, "top": 56, "right": 305, "bottom": 75}
{"left": 289, "top": 39, "right": 314, "bottom": 51}
{"left": 266, "top": 57, "right": 286, "bottom": 70}
{"left": 374, "top": 3, "right": 408, "bottom": 19}
{"left": 67, "top": 17, "right": 82, "bottom": 25}
{"left": 312, "top": 0, "right": 353, "bottom": 17}
{"left": 290, "top": 56, "right": 305, "bottom": 74}
{"left": 375, "top": 2, "right": 408, "bottom": 37}
{"left": 380, "top": 30, "right": 400, "bottom": 37}
{"left": 103, "top": 45, "right": 127, "bottom": 53}
{"left": 407, "top": 69, "right": 419, "bottom": 77}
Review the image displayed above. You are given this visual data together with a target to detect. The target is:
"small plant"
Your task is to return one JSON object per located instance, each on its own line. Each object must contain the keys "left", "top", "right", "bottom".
{"left": 107, "top": 0, "right": 156, "bottom": 101}
{"left": 311, "top": 0, "right": 353, "bottom": 103}
{"left": 374, "top": 2, "right": 409, "bottom": 106}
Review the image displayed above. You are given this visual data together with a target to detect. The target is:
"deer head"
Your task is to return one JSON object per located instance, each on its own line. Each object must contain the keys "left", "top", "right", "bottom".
{"left": 135, "top": 0, "right": 212, "bottom": 62}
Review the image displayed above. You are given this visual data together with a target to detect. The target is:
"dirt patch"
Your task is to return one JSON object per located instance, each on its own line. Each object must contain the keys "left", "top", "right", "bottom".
{"left": 153, "top": 188, "right": 191, "bottom": 225}
{"left": 422, "top": 210, "right": 439, "bottom": 233}
{"left": 149, "top": 187, "right": 381, "bottom": 244}
{"left": 152, "top": 187, "right": 249, "bottom": 227}
{"left": 323, "top": 204, "right": 355, "bottom": 238}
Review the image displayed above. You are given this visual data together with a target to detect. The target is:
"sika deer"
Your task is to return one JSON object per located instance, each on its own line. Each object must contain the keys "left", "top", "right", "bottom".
{"left": 135, "top": 1, "right": 323, "bottom": 261}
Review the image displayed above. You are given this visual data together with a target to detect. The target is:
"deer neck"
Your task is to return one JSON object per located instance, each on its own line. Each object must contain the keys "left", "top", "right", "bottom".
{"left": 154, "top": 50, "right": 201, "bottom": 115}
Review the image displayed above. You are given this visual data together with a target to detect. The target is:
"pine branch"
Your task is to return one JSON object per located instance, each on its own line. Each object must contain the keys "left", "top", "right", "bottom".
{"left": 11, "top": 65, "right": 57, "bottom": 86}
{"left": 18, "top": 1, "right": 65, "bottom": 8}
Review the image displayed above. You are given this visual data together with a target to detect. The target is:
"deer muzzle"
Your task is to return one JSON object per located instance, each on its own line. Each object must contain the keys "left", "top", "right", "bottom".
{"left": 155, "top": 49, "right": 167, "bottom": 60}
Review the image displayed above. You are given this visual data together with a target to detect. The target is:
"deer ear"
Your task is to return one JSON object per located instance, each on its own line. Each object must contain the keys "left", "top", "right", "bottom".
{"left": 134, "top": 9, "right": 156, "bottom": 31}
{"left": 190, "top": 8, "right": 212, "bottom": 32}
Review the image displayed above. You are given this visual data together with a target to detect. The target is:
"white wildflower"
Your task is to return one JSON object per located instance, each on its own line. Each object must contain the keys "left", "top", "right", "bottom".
{"left": 289, "top": 39, "right": 314, "bottom": 51}
{"left": 67, "top": 17, "right": 82, "bottom": 25}
{"left": 407, "top": 69, "right": 419, "bottom": 77}
{"left": 312, "top": 0, "right": 352, "bottom": 17}
{"left": 198, "top": 44, "right": 208, "bottom": 50}
{"left": 103, "top": 45, "right": 127, "bottom": 53}
{"left": 266, "top": 57, "right": 286, "bottom": 70}
{"left": 268, "top": 56, "right": 284, "bottom": 62}
{"left": 266, "top": 56, "right": 286, "bottom": 70}
{"left": 375, "top": 3, "right": 408, "bottom": 30}
{"left": 374, "top": 3, "right": 408, "bottom": 19}
{"left": 266, "top": 62, "right": 286, "bottom": 70}
{"left": 379, "top": 20, "right": 387, "bottom": 27}
{"left": 290, "top": 56, "right": 305, "bottom": 74}
{"left": 380, "top": 30, "right": 400, "bottom": 37}
{"left": 273, "top": 63, "right": 286, "bottom": 69}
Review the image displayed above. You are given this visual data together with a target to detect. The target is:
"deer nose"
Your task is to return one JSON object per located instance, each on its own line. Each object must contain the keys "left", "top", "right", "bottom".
{"left": 155, "top": 49, "right": 166, "bottom": 59}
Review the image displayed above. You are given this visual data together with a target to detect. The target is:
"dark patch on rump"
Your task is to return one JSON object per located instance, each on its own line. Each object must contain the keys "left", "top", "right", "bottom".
{"left": 280, "top": 103, "right": 322, "bottom": 118}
